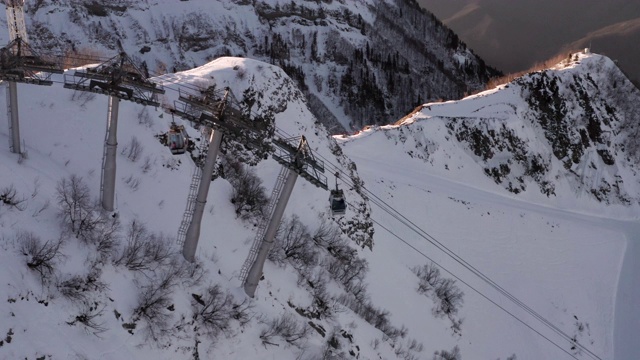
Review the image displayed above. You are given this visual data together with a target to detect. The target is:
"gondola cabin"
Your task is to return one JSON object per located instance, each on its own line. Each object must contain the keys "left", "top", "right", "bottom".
{"left": 329, "top": 189, "right": 346, "bottom": 216}
{"left": 168, "top": 124, "right": 187, "bottom": 155}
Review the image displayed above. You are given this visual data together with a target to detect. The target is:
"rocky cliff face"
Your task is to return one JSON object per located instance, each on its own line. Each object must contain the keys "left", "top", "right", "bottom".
{"left": 375, "top": 53, "right": 640, "bottom": 208}
{"left": 11, "top": 0, "right": 498, "bottom": 132}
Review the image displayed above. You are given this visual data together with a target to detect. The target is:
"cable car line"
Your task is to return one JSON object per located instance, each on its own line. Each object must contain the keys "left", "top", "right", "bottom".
{"left": 367, "top": 215, "right": 582, "bottom": 360}
{"left": 271, "top": 125, "right": 601, "bottom": 359}
{"left": 309, "top": 145, "right": 603, "bottom": 360}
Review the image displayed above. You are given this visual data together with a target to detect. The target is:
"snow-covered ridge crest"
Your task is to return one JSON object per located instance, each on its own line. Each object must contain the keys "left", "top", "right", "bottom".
{"left": 341, "top": 52, "right": 640, "bottom": 218}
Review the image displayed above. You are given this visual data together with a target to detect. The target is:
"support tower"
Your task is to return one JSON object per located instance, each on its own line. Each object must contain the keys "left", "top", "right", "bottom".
{"left": 64, "top": 52, "right": 165, "bottom": 211}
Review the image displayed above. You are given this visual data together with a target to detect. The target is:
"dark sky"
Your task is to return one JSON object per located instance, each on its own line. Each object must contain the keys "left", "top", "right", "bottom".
{"left": 417, "top": 0, "right": 640, "bottom": 80}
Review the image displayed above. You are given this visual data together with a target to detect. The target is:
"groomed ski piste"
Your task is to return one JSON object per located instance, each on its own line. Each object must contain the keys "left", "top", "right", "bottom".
{"left": 0, "top": 52, "right": 636, "bottom": 359}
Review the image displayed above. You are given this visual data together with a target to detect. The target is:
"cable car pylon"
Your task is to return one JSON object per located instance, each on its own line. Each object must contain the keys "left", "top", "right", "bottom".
{"left": 169, "top": 85, "right": 269, "bottom": 262}
{"left": 243, "top": 135, "right": 327, "bottom": 297}
{"left": 1, "top": 0, "right": 63, "bottom": 154}
{"left": 63, "top": 52, "right": 165, "bottom": 211}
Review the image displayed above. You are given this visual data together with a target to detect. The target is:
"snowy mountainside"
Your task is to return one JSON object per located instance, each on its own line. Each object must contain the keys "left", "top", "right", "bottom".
{"left": 359, "top": 52, "right": 640, "bottom": 215}
{"left": 0, "top": 52, "right": 635, "bottom": 360}
{"left": 4, "top": 0, "right": 497, "bottom": 132}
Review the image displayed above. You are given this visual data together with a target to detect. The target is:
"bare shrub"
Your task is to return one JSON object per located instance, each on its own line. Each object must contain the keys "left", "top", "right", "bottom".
{"left": 192, "top": 285, "right": 233, "bottom": 339}
{"left": 222, "top": 155, "right": 268, "bottom": 220}
{"left": 55, "top": 172, "right": 120, "bottom": 260}
{"left": 19, "top": 232, "right": 64, "bottom": 281}
{"left": 433, "top": 278, "right": 464, "bottom": 318}
{"left": 55, "top": 175, "right": 93, "bottom": 237}
{"left": 312, "top": 218, "right": 343, "bottom": 248}
{"left": 88, "top": 215, "right": 120, "bottom": 262}
{"left": 433, "top": 345, "right": 461, "bottom": 360}
{"left": 137, "top": 107, "right": 153, "bottom": 127}
{"left": 133, "top": 261, "right": 185, "bottom": 341}
{"left": 326, "top": 251, "right": 368, "bottom": 298}
{"left": 121, "top": 136, "right": 143, "bottom": 162}
{"left": 140, "top": 156, "right": 153, "bottom": 173}
{"left": 394, "top": 338, "right": 424, "bottom": 360}
{"left": 336, "top": 293, "right": 402, "bottom": 340}
{"left": 66, "top": 301, "right": 107, "bottom": 336}
{"left": 123, "top": 174, "right": 141, "bottom": 191}
{"left": 31, "top": 198, "right": 50, "bottom": 217}
{"left": 302, "top": 272, "right": 334, "bottom": 320}
{"left": 269, "top": 215, "right": 317, "bottom": 269}
{"left": 70, "top": 90, "right": 97, "bottom": 109}
{"left": 113, "top": 220, "right": 174, "bottom": 274}
{"left": 412, "top": 263, "right": 464, "bottom": 333}
{"left": 191, "top": 285, "right": 252, "bottom": 340}
{"left": 413, "top": 263, "right": 440, "bottom": 295}
{"left": 58, "top": 267, "right": 106, "bottom": 303}
{"left": 1, "top": 184, "right": 27, "bottom": 210}
{"left": 259, "top": 313, "right": 309, "bottom": 346}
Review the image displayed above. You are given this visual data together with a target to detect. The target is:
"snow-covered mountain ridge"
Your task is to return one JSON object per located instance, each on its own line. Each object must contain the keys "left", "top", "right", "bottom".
{"left": 343, "top": 52, "right": 640, "bottom": 217}
{"left": 10, "top": 0, "right": 497, "bottom": 132}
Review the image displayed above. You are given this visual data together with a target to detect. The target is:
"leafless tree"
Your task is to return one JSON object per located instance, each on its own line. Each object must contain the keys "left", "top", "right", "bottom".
{"left": 433, "top": 345, "right": 461, "bottom": 360}
{"left": 58, "top": 267, "right": 106, "bottom": 303}
{"left": 55, "top": 175, "right": 93, "bottom": 237}
{"left": 113, "top": 220, "right": 174, "bottom": 274}
{"left": 66, "top": 301, "right": 107, "bottom": 336}
{"left": 259, "top": 313, "right": 309, "bottom": 346}
{"left": 1, "top": 184, "right": 27, "bottom": 210}
{"left": 269, "top": 215, "right": 317, "bottom": 268}
{"left": 121, "top": 136, "right": 144, "bottom": 162}
{"left": 19, "top": 231, "right": 64, "bottom": 282}
{"left": 191, "top": 285, "right": 235, "bottom": 340}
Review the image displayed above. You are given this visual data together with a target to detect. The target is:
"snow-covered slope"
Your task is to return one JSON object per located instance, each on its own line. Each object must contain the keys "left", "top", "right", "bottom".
{"left": 339, "top": 51, "right": 640, "bottom": 359}
{"left": 377, "top": 52, "right": 640, "bottom": 215}
{"left": 0, "top": 52, "right": 636, "bottom": 360}
{"left": 4, "top": 0, "right": 498, "bottom": 132}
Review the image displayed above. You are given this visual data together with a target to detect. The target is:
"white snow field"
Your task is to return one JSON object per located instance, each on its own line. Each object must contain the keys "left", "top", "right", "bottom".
{"left": 0, "top": 53, "right": 636, "bottom": 359}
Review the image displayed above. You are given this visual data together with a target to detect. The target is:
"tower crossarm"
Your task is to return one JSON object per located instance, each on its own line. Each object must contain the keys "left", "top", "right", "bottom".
{"left": 272, "top": 136, "right": 327, "bottom": 190}
{"left": 0, "top": 38, "right": 62, "bottom": 85}
{"left": 63, "top": 52, "right": 165, "bottom": 106}
{"left": 170, "top": 86, "right": 270, "bottom": 142}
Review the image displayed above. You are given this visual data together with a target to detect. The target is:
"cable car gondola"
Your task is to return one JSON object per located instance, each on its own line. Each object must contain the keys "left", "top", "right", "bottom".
{"left": 167, "top": 122, "right": 188, "bottom": 155}
{"left": 329, "top": 173, "right": 347, "bottom": 216}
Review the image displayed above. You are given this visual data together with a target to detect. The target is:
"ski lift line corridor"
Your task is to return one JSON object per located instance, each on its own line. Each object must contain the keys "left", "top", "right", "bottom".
{"left": 307, "top": 148, "right": 604, "bottom": 360}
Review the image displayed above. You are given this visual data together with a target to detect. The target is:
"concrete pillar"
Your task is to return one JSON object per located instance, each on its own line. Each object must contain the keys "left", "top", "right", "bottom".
{"left": 183, "top": 129, "right": 224, "bottom": 262}
{"left": 244, "top": 169, "right": 299, "bottom": 297}
{"left": 101, "top": 96, "right": 120, "bottom": 211}
{"left": 7, "top": 81, "right": 20, "bottom": 154}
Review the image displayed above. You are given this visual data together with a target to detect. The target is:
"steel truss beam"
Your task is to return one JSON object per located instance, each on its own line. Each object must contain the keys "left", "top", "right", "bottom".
{"left": 63, "top": 52, "right": 165, "bottom": 106}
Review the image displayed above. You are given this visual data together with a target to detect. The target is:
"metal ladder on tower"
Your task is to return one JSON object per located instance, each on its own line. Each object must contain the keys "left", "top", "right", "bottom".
{"left": 176, "top": 165, "right": 202, "bottom": 245}
{"left": 239, "top": 165, "right": 289, "bottom": 283}
{"left": 176, "top": 130, "right": 209, "bottom": 245}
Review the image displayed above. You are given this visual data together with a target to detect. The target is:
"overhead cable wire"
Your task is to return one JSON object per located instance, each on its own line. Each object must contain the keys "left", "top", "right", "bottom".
{"left": 367, "top": 214, "right": 581, "bottom": 360}
{"left": 310, "top": 143, "right": 603, "bottom": 360}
